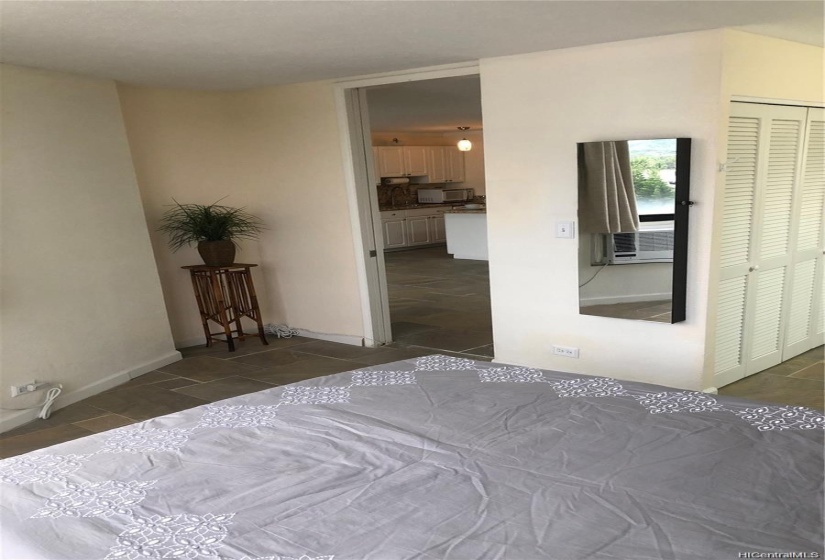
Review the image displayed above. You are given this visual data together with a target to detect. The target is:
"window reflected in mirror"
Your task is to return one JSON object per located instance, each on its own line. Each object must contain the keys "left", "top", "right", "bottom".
{"left": 577, "top": 138, "right": 691, "bottom": 323}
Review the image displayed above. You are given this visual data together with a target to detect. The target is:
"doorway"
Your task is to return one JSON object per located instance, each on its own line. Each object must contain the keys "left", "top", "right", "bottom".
{"left": 337, "top": 69, "right": 493, "bottom": 358}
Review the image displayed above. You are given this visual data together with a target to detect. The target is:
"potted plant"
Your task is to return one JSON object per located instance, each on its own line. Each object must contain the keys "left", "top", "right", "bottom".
{"left": 158, "top": 199, "right": 263, "bottom": 266}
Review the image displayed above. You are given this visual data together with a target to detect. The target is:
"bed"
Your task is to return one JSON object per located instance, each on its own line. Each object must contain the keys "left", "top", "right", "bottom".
{"left": 1, "top": 355, "right": 823, "bottom": 559}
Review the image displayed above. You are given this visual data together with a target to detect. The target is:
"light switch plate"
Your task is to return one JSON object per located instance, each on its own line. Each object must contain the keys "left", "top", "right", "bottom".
{"left": 556, "top": 221, "right": 575, "bottom": 239}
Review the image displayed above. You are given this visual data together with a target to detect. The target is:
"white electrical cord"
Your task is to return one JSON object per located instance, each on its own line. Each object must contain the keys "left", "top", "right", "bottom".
{"left": 263, "top": 323, "right": 301, "bottom": 338}
{"left": 579, "top": 263, "right": 609, "bottom": 288}
{"left": 38, "top": 386, "right": 63, "bottom": 419}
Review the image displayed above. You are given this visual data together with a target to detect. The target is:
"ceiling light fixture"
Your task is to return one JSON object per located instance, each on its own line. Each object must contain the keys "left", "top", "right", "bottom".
{"left": 456, "top": 127, "right": 472, "bottom": 151}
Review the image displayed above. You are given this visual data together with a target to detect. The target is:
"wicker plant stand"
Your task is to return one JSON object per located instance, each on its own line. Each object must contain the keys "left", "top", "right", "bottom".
{"left": 182, "top": 264, "right": 268, "bottom": 352}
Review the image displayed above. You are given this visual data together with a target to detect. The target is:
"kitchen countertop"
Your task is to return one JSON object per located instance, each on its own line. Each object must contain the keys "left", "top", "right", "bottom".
{"left": 379, "top": 203, "right": 466, "bottom": 211}
{"left": 445, "top": 208, "right": 487, "bottom": 214}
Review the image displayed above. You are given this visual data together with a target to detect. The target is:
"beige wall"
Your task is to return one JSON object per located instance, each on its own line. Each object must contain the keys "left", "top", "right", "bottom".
{"left": 480, "top": 31, "right": 725, "bottom": 390}
{"left": 118, "top": 82, "right": 365, "bottom": 348}
{"left": 0, "top": 65, "right": 179, "bottom": 430}
{"left": 702, "top": 31, "right": 824, "bottom": 387}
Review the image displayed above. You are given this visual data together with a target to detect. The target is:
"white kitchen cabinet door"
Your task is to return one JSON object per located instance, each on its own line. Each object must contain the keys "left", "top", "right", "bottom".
{"left": 430, "top": 215, "right": 447, "bottom": 242}
{"left": 426, "top": 147, "right": 447, "bottom": 183}
{"left": 445, "top": 147, "right": 466, "bottom": 183}
{"left": 377, "top": 147, "right": 405, "bottom": 177}
{"left": 404, "top": 146, "right": 429, "bottom": 176}
{"left": 382, "top": 218, "right": 407, "bottom": 249}
{"left": 406, "top": 216, "right": 432, "bottom": 246}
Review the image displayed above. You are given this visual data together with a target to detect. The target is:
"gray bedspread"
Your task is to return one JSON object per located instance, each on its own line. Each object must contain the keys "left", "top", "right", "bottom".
{"left": 1, "top": 355, "right": 823, "bottom": 560}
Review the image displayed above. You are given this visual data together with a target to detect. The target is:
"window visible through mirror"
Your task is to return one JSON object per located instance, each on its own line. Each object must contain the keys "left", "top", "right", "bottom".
{"left": 628, "top": 139, "right": 676, "bottom": 219}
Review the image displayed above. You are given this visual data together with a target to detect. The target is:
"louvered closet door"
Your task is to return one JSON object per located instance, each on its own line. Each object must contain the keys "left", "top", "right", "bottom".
{"left": 714, "top": 103, "right": 808, "bottom": 387}
{"left": 784, "top": 107, "right": 825, "bottom": 357}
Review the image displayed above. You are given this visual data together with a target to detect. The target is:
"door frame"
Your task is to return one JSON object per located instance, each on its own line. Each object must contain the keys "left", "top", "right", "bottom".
{"left": 332, "top": 62, "right": 480, "bottom": 346}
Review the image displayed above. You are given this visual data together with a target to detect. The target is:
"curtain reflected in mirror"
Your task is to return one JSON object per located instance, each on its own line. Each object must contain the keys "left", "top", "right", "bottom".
{"left": 577, "top": 138, "right": 691, "bottom": 323}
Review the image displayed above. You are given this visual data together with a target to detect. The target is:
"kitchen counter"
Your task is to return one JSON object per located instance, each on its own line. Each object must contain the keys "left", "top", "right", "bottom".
{"left": 445, "top": 212, "right": 488, "bottom": 261}
{"left": 378, "top": 203, "right": 461, "bottom": 211}
{"left": 445, "top": 208, "right": 486, "bottom": 214}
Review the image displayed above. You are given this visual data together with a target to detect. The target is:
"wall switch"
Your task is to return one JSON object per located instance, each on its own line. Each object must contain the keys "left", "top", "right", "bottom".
{"left": 556, "top": 221, "right": 575, "bottom": 239}
{"left": 552, "top": 345, "right": 580, "bottom": 358}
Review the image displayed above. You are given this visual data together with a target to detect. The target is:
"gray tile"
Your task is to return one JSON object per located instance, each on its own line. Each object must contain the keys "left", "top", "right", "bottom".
{"left": 102, "top": 371, "right": 180, "bottom": 393}
{"left": 156, "top": 356, "right": 263, "bottom": 382}
{"left": 173, "top": 377, "right": 275, "bottom": 402}
{"left": 230, "top": 348, "right": 320, "bottom": 369}
{"left": 395, "top": 327, "right": 493, "bottom": 353}
{"left": 240, "top": 357, "right": 359, "bottom": 385}
{"left": 719, "top": 373, "right": 823, "bottom": 411}
{"left": 82, "top": 385, "right": 209, "bottom": 421}
{"left": 0, "top": 424, "right": 94, "bottom": 459}
{"left": 73, "top": 414, "right": 136, "bottom": 433}
{"left": 291, "top": 340, "right": 394, "bottom": 361}
{"left": 1, "top": 402, "right": 109, "bottom": 438}
{"left": 178, "top": 335, "right": 313, "bottom": 358}
{"left": 788, "top": 361, "right": 824, "bottom": 381}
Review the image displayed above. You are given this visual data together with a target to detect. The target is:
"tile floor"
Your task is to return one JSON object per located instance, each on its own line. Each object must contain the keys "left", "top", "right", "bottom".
{"left": 1, "top": 245, "right": 822, "bottom": 458}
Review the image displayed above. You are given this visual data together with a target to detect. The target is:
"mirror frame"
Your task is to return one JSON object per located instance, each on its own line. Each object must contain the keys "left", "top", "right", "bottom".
{"left": 671, "top": 137, "right": 691, "bottom": 323}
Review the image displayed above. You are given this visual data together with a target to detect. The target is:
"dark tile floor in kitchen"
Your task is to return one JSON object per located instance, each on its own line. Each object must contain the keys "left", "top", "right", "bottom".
{"left": 1, "top": 246, "right": 822, "bottom": 457}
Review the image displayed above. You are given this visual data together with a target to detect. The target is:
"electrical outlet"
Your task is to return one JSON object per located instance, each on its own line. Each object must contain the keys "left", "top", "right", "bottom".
{"left": 552, "top": 345, "right": 580, "bottom": 358}
{"left": 10, "top": 381, "right": 45, "bottom": 398}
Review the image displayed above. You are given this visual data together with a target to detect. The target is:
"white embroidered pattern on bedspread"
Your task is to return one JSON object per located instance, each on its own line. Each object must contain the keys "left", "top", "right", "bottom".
{"left": 0, "top": 454, "right": 91, "bottom": 484}
{"left": 197, "top": 405, "right": 280, "bottom": 428}
{"left": 105, "top": 512, "right": 235, "bottom": 560}
{"left": 99, "top": 428, "right": 194, "bottom": 454}
{"left": 279, "top": 386, "right": 351, "bottom": 405}
{"left": 548, "top": 377, "right": 628, "bottom": 397}
{"left": 414, "top": 355, "right": 476, "bottom": 371}
{"left": 31, "top": 480, "right": 155, "bottom": 519}
{"left": 478, "top": 366, "right": 546, "bottom": 383}
{"left": 729, "top": 405, "right": 825, "bottom": 431}
{"left": 633, "top": 391, "right": 726, "bottom": 414}
{"left": 241, "top": 555, "right": 335, "bottom": 560}
{"left": 351, "top": 371, "right": 416, "bottom": 386}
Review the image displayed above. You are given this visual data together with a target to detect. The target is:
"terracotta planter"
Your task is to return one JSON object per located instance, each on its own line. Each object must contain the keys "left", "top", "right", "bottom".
{"left": 198, "top": 240, "right": 236, "bottom": 267}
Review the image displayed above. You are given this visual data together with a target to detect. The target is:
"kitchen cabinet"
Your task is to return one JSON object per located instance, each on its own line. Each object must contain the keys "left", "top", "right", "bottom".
{"left": 381, "top": 211, "right": 407, "bottom": 249}
{"left": 376, "top": 147, "right": 406, "bottom": 177}
{"left": 422, "top": 147, "right": 465, "bottom": 183}
{"left": 374, "top": 145, "right": 463, "bottom": 182}
{"left": 380, "top": 208, "right": 448, "bottom": 250}
{"left": 376, "top": 146, "right": 428, "bottom": 177}
{"left": 425, "top": 147, "right": 447, "bottom": 183}
{"left": 445, "top": 147, "right": 466, "bottom": 183}
{"left": 404, "top": 146, "right": 429, "bottom": 176}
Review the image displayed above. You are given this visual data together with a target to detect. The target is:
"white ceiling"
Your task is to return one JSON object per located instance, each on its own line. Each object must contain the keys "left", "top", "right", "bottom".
{"left": 1, "top": 1, "right": 822, "bottom": 91}
{"left": 367, "top": 75, "right": 482, "bottom": 132}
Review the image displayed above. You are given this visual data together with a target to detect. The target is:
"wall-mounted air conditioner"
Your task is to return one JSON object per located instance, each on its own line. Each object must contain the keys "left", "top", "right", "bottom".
{"left": 600, "top": 229, "right": 675, "bottom": 265}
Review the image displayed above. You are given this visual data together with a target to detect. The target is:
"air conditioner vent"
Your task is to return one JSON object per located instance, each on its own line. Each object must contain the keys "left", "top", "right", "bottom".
{"left": 606, "top": 229, "right": 674, "bottom": 264}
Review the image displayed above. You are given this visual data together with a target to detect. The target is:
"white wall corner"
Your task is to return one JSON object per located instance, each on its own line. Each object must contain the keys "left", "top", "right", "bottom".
{"left": 0, "top": 351, "right": 182, "bottom": 435}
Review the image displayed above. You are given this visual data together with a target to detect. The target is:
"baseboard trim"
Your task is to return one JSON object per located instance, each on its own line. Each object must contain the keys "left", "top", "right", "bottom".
{"left": 702, "top": 387, "right": 719, "bottom": 395}
{"left": 297, "top": 329, "right": 365, "bottom": 347}
{"left": 0, "top": 350, "right": 182, "bottom": 434}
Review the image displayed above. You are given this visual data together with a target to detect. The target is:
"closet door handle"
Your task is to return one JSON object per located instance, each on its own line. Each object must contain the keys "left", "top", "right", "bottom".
{"left": 749, "top": 265, "right": 759, "bottom": 272}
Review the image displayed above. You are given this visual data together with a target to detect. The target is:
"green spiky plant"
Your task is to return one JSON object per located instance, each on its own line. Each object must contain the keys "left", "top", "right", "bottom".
{"left": 158, "top": 199, "right": 263, "bottom": 251}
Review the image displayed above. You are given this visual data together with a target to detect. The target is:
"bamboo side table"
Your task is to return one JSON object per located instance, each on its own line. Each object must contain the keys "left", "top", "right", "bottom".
{"left": 182, "top": 264, "right": 268, "bottom": 352}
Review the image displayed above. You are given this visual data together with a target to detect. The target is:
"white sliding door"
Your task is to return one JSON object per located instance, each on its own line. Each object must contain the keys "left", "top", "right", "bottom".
{"left": 714, "top": 103, "right": 810, "bottom": 387}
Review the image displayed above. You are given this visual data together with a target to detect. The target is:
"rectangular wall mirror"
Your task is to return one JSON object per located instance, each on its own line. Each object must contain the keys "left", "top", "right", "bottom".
{"left": 577, "top": 138, "right": 691, "bottom": 323}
